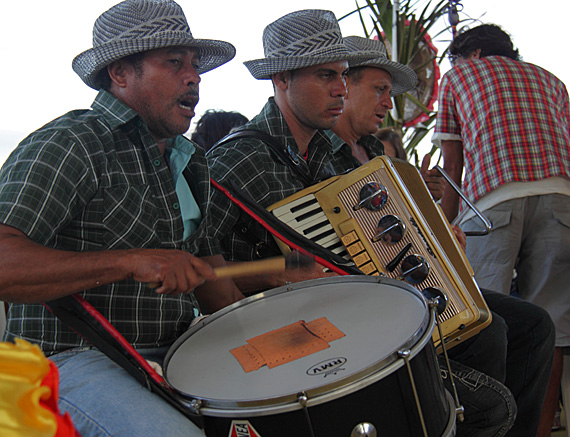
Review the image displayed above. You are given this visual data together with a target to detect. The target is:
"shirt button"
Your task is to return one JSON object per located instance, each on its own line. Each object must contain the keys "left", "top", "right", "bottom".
{"left": 153, "top": 159, "right": 161, "bottom": 166}
{"left": 173, "top": 203, "right": 180, "bottom": 210}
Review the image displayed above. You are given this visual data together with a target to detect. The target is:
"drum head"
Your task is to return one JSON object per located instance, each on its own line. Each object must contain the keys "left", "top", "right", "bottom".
{"left": 164, "top": 276, "right": 430, "bottom": 413}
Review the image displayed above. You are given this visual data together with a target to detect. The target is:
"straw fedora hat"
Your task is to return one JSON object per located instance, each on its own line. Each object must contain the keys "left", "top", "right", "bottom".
{"left": 344, "top": 36, "right": 417, "bottom": 96}
{"left": 73, "top": 0, "right": 236, "bottom": 89}
{"left": 244, "top": 10, "right": 375, "bottom": 80}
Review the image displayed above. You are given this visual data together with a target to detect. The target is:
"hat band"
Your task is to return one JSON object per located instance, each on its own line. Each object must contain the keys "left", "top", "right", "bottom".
{"left": 266, "top": 29, "right": 343, "bottom": 58}
{"left": 94, "top": 15, "right": 191, "bottom": 46}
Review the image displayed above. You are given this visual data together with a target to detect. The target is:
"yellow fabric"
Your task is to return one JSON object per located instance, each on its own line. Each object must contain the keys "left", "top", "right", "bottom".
{"left": 0, "top": 339, "right": 57, "bottom": 436}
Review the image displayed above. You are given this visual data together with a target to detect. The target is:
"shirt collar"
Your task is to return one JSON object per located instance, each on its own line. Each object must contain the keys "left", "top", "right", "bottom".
{"left": 325, "top": 129, "right": 347, "bottom": 153}
{"left": 166, "top": 136, "right": 197, "bottom": 176}
{"left": 91, "top": 90, "right": 140, "bottom": 131}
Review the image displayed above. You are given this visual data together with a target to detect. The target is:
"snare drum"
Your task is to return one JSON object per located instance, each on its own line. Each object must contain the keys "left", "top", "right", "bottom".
{"left": 164, "top": 276, "right": 456, "bottom": 437}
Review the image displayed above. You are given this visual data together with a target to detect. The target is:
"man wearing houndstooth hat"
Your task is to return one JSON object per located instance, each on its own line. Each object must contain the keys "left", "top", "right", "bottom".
{"left": 0, "top": 1, "right": 245, "bottom": 435}
{"left": 206, "top": 10, "right": 377, "bottom": 291}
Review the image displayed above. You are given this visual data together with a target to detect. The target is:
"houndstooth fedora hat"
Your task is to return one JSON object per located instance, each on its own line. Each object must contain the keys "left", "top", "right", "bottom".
{"left": 73, "top": 0, "right": 236, "bottom": 90}
{"left": 244, "top": 10, "right": 376, "bottom": 80}
{"left": 344, "top": 36, "right": 417, "bottom": 96}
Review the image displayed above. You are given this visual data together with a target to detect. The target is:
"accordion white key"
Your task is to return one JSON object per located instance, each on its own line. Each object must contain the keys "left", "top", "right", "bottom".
{"left": 268, "top": 156, "right": 491, "bottom": 350}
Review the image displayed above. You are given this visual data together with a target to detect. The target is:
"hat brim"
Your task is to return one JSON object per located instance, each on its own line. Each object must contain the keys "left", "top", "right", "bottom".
{"left": 244, "top": 52, "right": 377, "bottom": 80}
{"left": 73, "top": 34, "right": 236, "bottom": 90}
{"left": 350, "top": 54, "right": 418, "bottom": 96}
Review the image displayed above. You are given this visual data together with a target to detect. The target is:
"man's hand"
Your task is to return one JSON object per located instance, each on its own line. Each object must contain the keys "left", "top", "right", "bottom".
{"left": 420, "top": 153, "right": 445, "bottom": 202}
{"left": 451, "top": 225, "right": 467, "bottom": 253}
{"left": 125, "top": 249, "right": 218, "bottom": 295}
{"left": 233, "top": 258, "right": 337, "bottom": 294}
{"left": 0, "top": 223, "right": 224, "bottom": 303}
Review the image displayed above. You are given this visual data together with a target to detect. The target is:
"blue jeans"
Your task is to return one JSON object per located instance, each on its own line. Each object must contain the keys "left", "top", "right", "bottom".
{"left": 440, "top": 357, "right": 516, "bottom": 437}
{"left": 449, "top": 289, "right": 555, "bottom": 436}
{"left": 50, "top": 347, "right": 204, "bottom": 437}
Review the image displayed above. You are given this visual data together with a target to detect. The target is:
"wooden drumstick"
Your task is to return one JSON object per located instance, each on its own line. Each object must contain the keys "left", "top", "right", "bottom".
{"left": 146, "top": 251, "right": 314, "bottom": 288}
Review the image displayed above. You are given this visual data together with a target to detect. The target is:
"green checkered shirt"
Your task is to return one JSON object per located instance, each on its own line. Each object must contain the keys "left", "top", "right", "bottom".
{"left": 327, "top": 130, "right": 385, "bottom": 174}
{"left": 206, "top": 98, "right": 336, "bottom": 262}
{"left": 0, "top": 90, "right": 216, "bottom": 355}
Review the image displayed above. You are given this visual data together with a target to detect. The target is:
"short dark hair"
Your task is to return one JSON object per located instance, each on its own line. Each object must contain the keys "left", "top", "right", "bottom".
{"left": 191, "top": 110, "right": 249, "bottom": 151}
{"left": 450, "top": 24, "right": 520, "bottom": 61}
{"left": 375, "top": 127, "right": 406, "bottom": 160}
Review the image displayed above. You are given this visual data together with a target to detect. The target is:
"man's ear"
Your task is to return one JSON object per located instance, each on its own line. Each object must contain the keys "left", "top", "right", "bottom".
{"left": 344, "top": 76, "right": 353, "bottom": 98}
{"left": 107, "top": 60, "right": 129, "bottom": 88}
{"left": 272, "top": 71, "right": 291, "bottom": 91}
{"left": 470, "top": 48, "right": 482, "bottom": 60}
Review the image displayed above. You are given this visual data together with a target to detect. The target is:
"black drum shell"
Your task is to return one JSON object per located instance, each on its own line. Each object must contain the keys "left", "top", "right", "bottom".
{"left": 203, "top": 341, "right": 450, "bottom": 436}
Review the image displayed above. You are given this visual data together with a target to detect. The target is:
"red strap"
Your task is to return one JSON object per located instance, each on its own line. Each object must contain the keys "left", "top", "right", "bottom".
{"left": 70, "top": 294, "right": 166, "bottom": 385}
{"left": 210, "top": 178, "right": 349, "bottom": 276}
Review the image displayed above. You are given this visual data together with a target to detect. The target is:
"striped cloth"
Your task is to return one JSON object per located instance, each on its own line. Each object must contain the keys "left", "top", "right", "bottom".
{"left": 433, "top": 56, "right": 570, "bottom": 203}
{"left": 205, "top": 98, "right": 336, "bottom": 262}
{"left": 327, "top": 130, "right": 385, "bottom": 174}
{"left": 0, "top": 90, "right": 215, "bottom": 355}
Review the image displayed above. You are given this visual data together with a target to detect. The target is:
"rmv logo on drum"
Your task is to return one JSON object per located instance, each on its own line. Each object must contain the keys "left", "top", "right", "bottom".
{"left": 306, "top": 357, "right": 347, "bottom": 377}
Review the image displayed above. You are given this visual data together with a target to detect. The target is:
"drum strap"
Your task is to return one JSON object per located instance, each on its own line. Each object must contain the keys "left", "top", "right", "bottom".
{"left": 43, "top": 295, "right": 204, "bottom": 427}
{"left": 210, "top": 178, "right": 363, "bottom": 276}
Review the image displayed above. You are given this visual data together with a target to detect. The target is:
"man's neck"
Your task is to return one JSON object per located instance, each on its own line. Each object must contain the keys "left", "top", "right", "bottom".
{"left": 332, "top": 117, "right": 371, "bottom": 165}
{"left": 332, "top": 115, "right": 359, "bottom": 149}
{"left": 274, "top": 97, "right": 316, "bottom": 155}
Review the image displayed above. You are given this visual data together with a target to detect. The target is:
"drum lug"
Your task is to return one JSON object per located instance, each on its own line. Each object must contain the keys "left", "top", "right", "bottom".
{"left": 297, "top": 391, "right": 308, "bottom": 407}
{"left": 351, "top": 422, "right": 377, "bottom": 437}
{"left": 189, "top": 398, "right": 202, "bottom": 415}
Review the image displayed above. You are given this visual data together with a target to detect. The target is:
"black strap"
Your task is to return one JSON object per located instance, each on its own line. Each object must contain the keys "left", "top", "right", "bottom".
{"left": 44, "top": 295, "right": 204, "bottom": 427}
{"left": 233, "top": 212, "right": 280, "bottom": 259}
{"left": 212, "top": 178, "right": 363, "bottom": 275}
{"left": 213, "top": 129, "right": 314, "bottom": 187}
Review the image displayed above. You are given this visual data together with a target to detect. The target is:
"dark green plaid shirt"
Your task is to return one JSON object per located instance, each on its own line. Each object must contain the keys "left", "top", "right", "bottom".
{"left": 0, "top": 90, "right": 216, "bottom": 355}
{"left": 205, "top": 98, "right": 336, "bottom": 262}
{"left": 327, "top": 130, "right": 385, "bottom": 174}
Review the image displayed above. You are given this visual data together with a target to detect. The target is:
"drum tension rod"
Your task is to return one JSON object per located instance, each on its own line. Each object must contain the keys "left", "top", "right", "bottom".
{"left": 430, "top": 303, "right": 465, "bottom": 423}
{"left": 397, "top": 348, "right": 428, "bottom": 437}
{"left": 297, "top": 391, "right": 316, "bottom": 437}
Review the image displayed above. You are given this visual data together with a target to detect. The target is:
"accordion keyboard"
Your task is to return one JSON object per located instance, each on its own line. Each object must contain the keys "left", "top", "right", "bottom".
{"left": 271, "top": 194, "right": 348, "bottom": 258}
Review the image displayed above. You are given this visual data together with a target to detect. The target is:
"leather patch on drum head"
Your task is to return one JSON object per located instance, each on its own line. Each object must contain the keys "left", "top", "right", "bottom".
{"left": 230, "top": 317, "right": 345, "bottom": 372}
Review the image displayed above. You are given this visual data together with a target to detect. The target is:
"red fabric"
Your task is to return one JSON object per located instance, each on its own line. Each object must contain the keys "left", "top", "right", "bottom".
{"left": 435, "top": 56, "right": 570, "bottom": 203}
{"left": 41, "top": 360, "right": 81, "bottom": 437}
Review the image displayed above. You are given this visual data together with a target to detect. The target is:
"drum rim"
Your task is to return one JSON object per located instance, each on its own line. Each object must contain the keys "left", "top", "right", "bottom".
{"left": 164, "top": 276, "right": 433, "bottom": 415}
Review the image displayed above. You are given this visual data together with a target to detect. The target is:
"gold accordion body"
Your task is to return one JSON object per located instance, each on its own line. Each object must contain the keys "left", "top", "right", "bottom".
{"left": 268, "top": 156, "right": 491, "bottom": 350}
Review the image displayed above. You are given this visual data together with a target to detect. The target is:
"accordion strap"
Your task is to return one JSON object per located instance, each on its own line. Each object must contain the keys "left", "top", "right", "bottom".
{"left": 212, "top": 129, "right": 314, "bottom": 187}
{"left": 211, "top": 178, "right": 362, "bottom": 276}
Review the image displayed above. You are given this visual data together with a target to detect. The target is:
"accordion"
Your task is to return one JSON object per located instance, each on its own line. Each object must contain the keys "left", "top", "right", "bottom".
{"left": 268, "top": 156, "right": 491, "bottom": 350}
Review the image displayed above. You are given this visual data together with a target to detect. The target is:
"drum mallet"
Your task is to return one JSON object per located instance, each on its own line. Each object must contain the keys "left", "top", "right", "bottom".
{"left": 146, "top": 251, "right": 314, "bottom": 288}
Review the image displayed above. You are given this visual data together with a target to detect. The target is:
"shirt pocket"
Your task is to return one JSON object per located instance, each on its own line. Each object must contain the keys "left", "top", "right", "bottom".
{"left": 102, "top": 184, "right": 161, "bottom": 249}
{"left": 551, "top": 195, "right": 570, "bottom": 229}
{"left": 549, "top": 194, "right": 570, "bottom": 263}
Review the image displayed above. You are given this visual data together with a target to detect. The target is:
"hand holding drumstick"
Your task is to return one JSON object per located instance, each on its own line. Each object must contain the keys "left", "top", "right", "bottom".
{"left": 146, "top": 251, "right": 314, "bottom": 289}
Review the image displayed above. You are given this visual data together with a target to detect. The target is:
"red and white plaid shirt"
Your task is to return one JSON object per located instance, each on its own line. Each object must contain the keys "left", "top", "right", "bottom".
{"left": 433, "top": 56, "right": 570, "bottom": 202}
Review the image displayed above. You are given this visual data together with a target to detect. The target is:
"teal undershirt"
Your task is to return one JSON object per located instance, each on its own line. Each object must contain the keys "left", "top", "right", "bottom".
{"left": 166, "top": 137, "right": 202, "bottom": 240}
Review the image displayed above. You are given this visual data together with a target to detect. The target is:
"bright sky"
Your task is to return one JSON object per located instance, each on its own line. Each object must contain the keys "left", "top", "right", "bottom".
{"left": 1, "top": 0, "right": 568, "bottom": 166}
